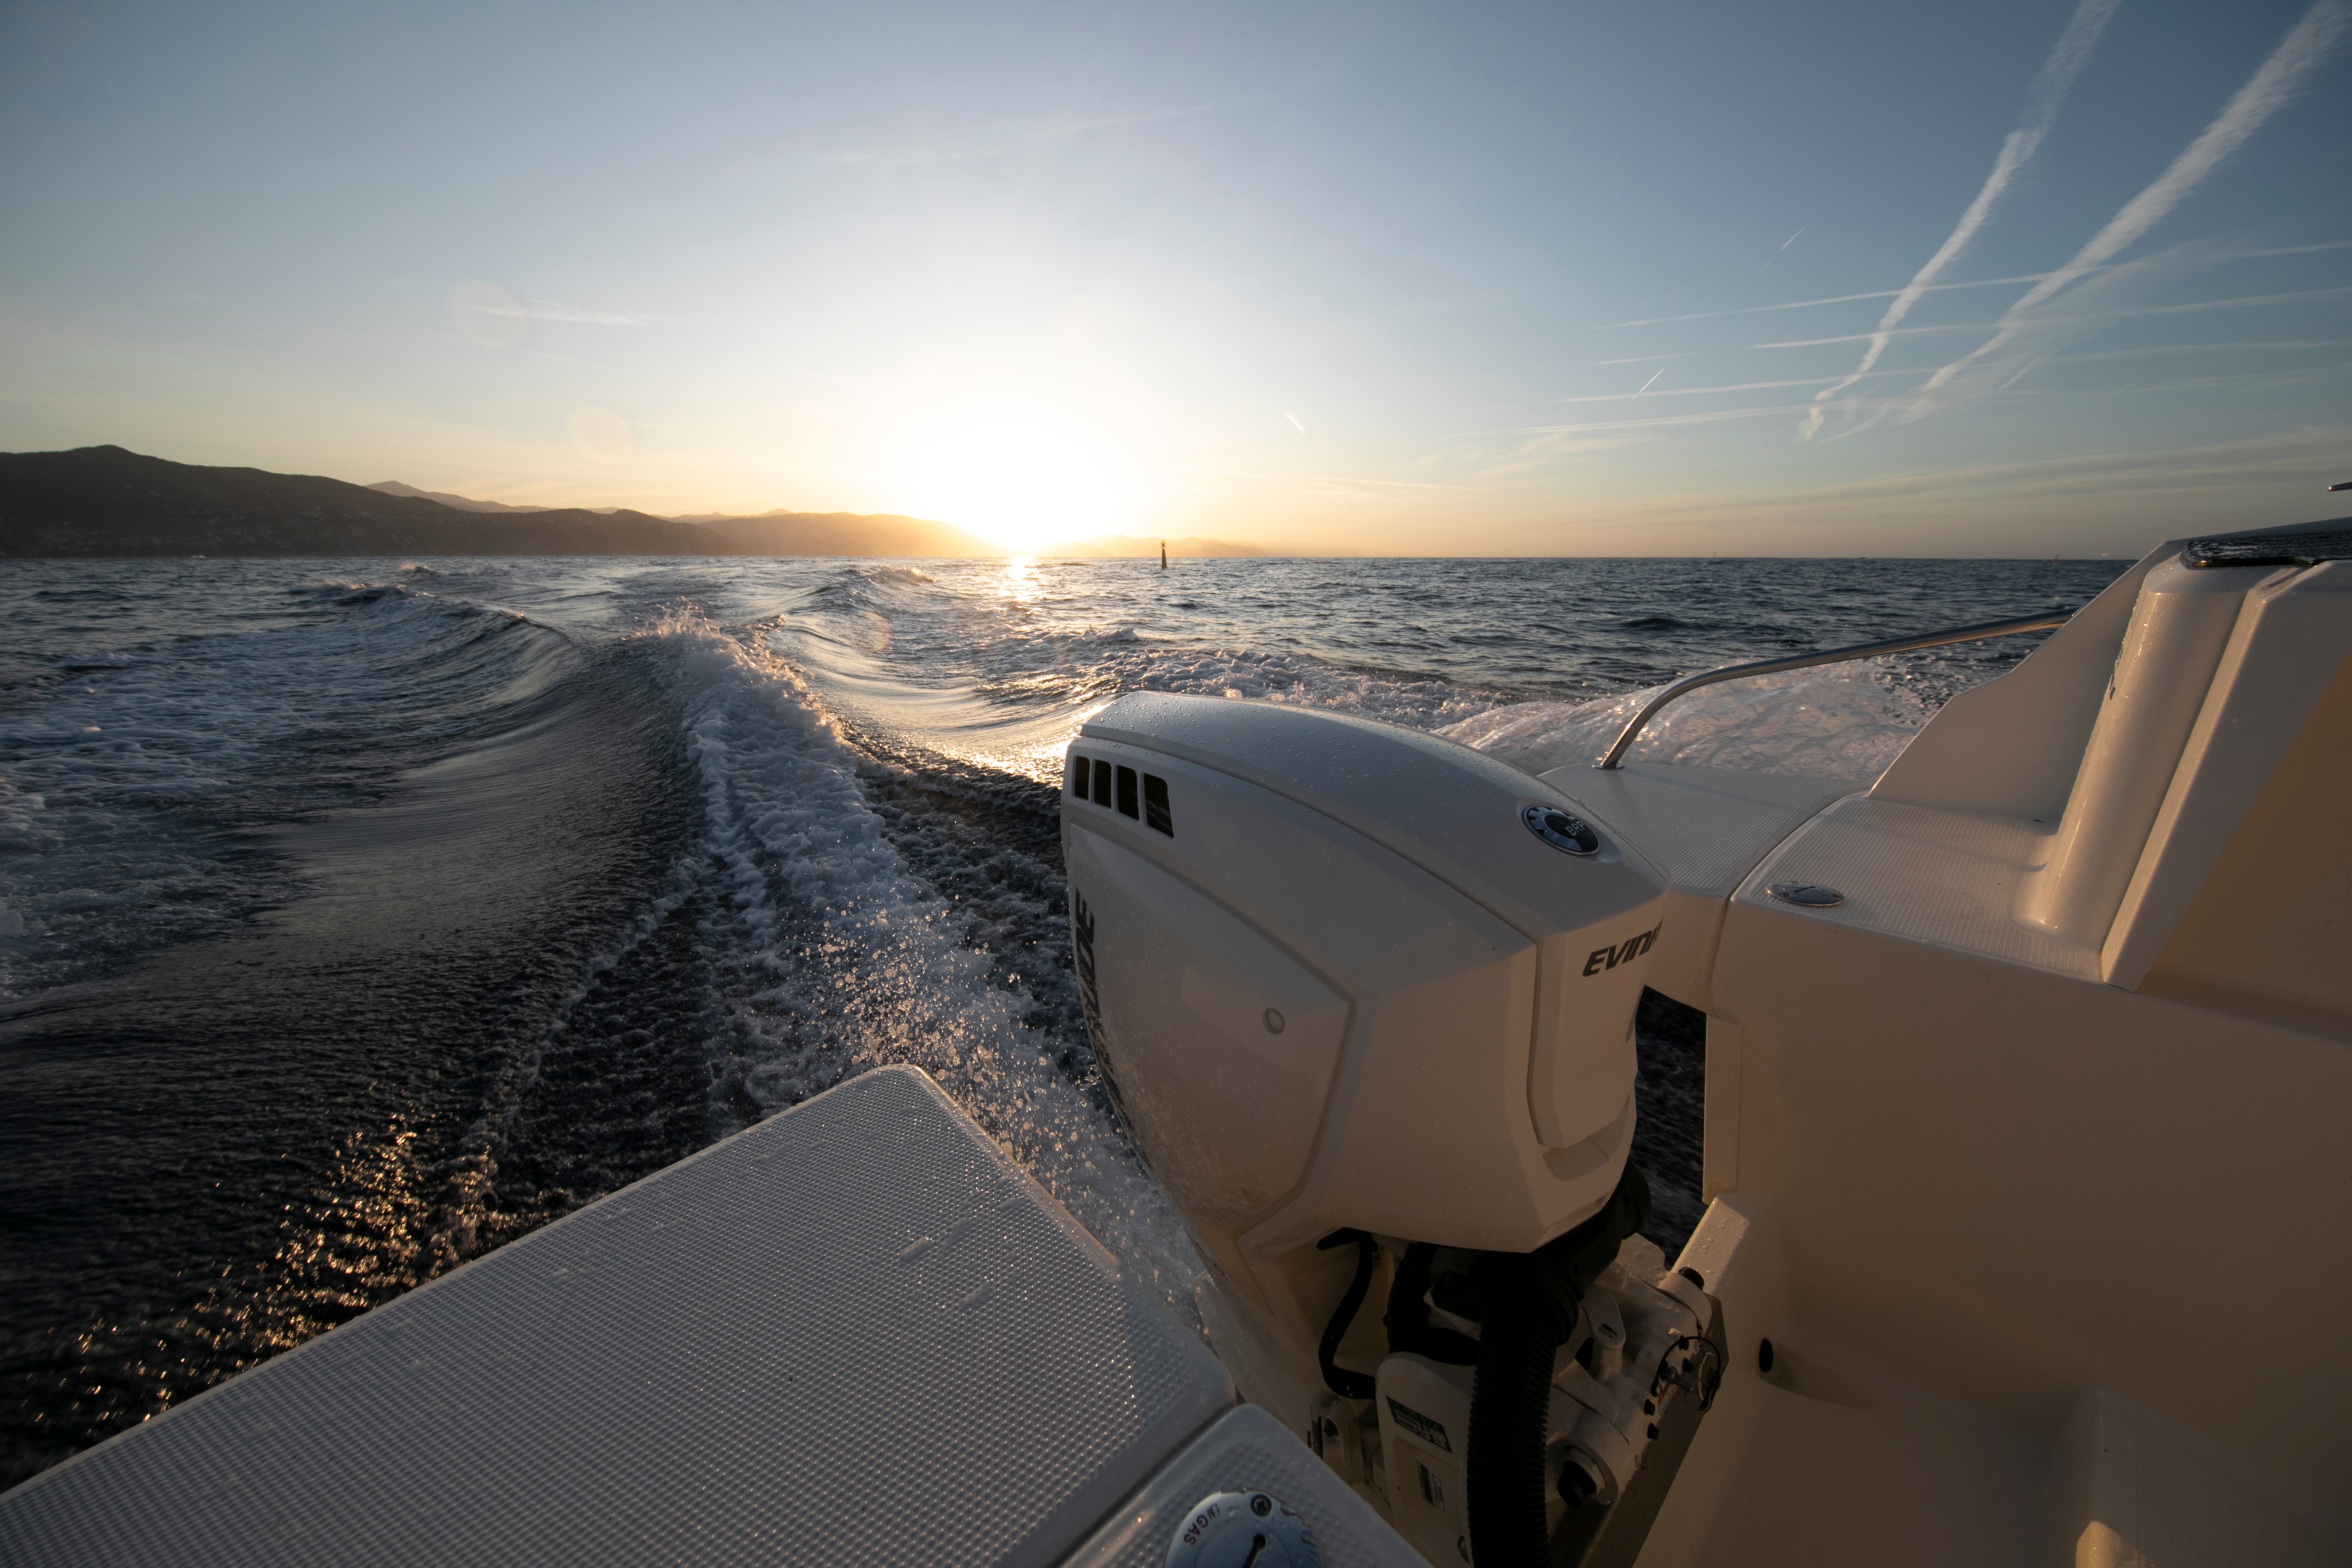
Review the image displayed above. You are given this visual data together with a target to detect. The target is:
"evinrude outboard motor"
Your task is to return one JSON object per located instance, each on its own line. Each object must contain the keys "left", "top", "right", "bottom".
{"left": 1063, "top": 694, "right": 1724, "bottom": 1567}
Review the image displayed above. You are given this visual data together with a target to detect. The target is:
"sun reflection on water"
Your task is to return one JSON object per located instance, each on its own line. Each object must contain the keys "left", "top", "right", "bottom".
{"left": 1000, "top": 557, "right": 1041, "bottom": 604}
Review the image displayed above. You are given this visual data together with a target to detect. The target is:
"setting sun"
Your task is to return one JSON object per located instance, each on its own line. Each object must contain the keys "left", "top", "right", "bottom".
{"left": 898, "top": 414, "right": 1135, "bottom": 554}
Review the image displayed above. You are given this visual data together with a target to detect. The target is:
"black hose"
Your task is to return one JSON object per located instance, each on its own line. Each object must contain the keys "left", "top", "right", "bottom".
{"left": 1315, "top": 1228, "right": 1378, "bottom": 1400}
{"left": 1466, "top": 1269, "right": 1576, "bottom": 1562}
{"left": 1464, "top": 1167, "right": 1652, "bottom": 1567}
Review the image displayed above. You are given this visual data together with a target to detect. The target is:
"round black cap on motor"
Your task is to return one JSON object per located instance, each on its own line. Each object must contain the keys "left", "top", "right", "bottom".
{"left": 1524, "top": 804, "right": 1601, "bottom": 856}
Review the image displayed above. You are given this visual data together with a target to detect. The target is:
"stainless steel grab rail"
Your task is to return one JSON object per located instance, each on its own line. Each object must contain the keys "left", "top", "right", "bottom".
{"left": 1592, "top": 609, "right": 2074, "bottom": 770}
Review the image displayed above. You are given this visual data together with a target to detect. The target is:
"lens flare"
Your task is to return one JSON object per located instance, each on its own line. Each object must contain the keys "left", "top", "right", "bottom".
{"left": 448, "top": 280, "right": 526, "bottom": 349}
{"left": 570, "top": 407, "right": 636, "bottom": 464}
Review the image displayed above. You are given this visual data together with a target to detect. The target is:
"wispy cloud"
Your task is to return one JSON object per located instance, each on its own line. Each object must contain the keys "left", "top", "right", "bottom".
{"left": 1752, "top": 285, "right": 2352, "bottom": 352}
{"left": 413, "top": 326, "right": 598, "bottom": 366}
{"left": 823, "top": 103, "right": 1224, "bottom": 168}
{"left": 1577, "top": 423, "right": 2352, "bottom": 526}
{"left": 1756, "top": 324, "right": 1995, "bottom": 349}
{"left": 2249, "top": 239, "right": 2352, "bottom": 260}
{"left": 1444, "top": 403, "right": 1824, "bottom": 441}
{"left": 1554, "top": 373, "right": 1913, "bottom": 404}
{"left": 517, "top": 297, "right": 656, "bottom": 326}
{"left": 1285, "top": 412, "right": 1309, "bottom": 434}
{"left": 1909, "top": 0, "right": 2352, "bottom": 419}
{"left": 1593, "top": 350, "right": 1711, "bottom": 366}
{"left": 1169, "top": 465, "right": 1486, "bottom": 494}
{"left": 2048, "top": 338, "right": 2352, "bottom": 363}
{"left": 1590, "top": 242, "right": 2352, "bottom": 333}
{"left": 1439, "top": 403, "right": 1831, "bottom": 478}
{"left": 2100, "top": 364, "right": 2352, "bottom": 396}
{"left": 1802, "top": 0, "right": 2122, "bottom": 438}
{"left": 1596, "top": 271, "right": 2075, "bottom": 329}
{"left": 2133, "top": 285, "right": 2352, "bottom": 316}
{"left": 1470, "top": 430, "right": 1661, "bottom": 478}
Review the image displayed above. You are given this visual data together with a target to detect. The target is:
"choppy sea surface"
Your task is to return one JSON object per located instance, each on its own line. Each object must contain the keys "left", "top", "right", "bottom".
{"left": 0, "top": 552, "right": 2127, "bottom": 1486}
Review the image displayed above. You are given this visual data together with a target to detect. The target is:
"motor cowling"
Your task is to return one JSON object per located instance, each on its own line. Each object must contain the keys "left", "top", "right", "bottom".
{"left": 1060, "top": 693, "right": 1669, "bottom": 1305}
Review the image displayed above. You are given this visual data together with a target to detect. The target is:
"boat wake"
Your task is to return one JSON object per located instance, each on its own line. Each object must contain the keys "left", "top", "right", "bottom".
{"left": 597, "top": 607, "right": 1201, "bottom": 1308}
{"left": 0, "top": 552, "right": 2124, "bottom": 1487}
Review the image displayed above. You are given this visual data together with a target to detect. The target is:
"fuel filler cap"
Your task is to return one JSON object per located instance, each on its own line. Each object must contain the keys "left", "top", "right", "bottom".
{"left": 1165, "top": 1490, "right": 1321, "bottom": 1567}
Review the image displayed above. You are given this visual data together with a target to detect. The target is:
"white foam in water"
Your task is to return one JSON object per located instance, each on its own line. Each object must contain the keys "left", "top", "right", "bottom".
{"left": 1439, "top": 659, "right": 1938, "bottom": 781}
{"left": 1121, "top": 642, "right": 1495, "bottom": 731}
{"left": 629, "top": 608, "right": 1206, "bottom": 1313}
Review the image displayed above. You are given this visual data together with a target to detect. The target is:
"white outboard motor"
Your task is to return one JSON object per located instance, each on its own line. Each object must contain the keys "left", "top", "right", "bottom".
{"left": 1064, "top": 694, "right": 1717, "bottom": 1566}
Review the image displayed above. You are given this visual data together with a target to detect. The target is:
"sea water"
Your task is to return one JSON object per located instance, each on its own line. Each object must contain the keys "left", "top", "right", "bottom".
{"left": 0, "top": 552, "right": 2126, "bottom": 1486}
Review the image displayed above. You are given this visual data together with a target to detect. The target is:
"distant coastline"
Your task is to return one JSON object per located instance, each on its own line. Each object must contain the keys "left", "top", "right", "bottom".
{"left": 0, "top": 446, "right": 1277, "bottom": 560}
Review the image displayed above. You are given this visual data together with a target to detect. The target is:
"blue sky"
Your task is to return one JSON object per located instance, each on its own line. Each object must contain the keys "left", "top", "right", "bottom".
{"left": 2, "top": 0, "right": 2346, "bottom": 554}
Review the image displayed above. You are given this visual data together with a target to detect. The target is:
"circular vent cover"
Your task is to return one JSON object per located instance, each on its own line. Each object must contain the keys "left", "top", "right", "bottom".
{"left": 1523, "top": 804, "right": 1601, "bottom": 856}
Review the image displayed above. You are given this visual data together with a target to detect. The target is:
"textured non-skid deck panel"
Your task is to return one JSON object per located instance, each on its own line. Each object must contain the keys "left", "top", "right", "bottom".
{"left": 1736, "top": 795, "right": 2098, "bottom": 977}
{"left": 1061, "top": 1405, "right": 1423, "bottom": 1568}
{"left": 0, "top": 1065, "right": 1233, "bottom": 1568}
{"left": 1551, "top": 764, "right": 1858, "bottom": 899}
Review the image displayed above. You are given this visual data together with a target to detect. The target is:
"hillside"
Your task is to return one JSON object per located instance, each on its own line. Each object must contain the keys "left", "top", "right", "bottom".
{"left": 0, "top": 447, "right": 742, "bottom": 557}
{"left": 367, "top": 480, "right": 543, "bottom": 514}
{"left": 0, "top": 448, "right": 1283, "bottom": 560}
{"left": 366, "top": 480, "right": 628, "bottom": 517}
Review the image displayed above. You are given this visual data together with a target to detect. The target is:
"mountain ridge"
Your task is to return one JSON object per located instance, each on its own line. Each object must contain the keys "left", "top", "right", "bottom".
{"left": 1, "top": 447, "right": 1297, "bottom": 559}
{"left": 1, "top": 447, "right": 738, "bottom": 558}
{"left": 364, "top": 480, "right": 556, "bottom": 514}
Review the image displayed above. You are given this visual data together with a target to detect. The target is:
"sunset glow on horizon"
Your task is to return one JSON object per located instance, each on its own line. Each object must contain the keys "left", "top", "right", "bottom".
{"left": 2, "top": 0, "right": 2346, "bottom": 556}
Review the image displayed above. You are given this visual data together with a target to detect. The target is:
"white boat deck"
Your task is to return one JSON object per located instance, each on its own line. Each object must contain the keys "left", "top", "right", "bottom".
{"left": 0, "top": 1066, "right": 1416, "bottom": 1567}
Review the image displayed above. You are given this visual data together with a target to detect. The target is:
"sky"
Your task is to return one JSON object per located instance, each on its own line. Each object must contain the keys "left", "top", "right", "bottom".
{"left": 1, "top": 0, "right": 2347, "bottom": 556}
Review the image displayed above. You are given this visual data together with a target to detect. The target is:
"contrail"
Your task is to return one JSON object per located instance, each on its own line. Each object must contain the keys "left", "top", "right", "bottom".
{"left": 1599, "top": 271, "right": 2074, "bottom": 328}
{"left": 1910, "top": 0, "right": 2352, "bottom": 415}
{"left": 1762, "top": 285, "right": 2352, "bottom": 345}
{"left": 1592, "top": 241, "right": 2350, "bottom": 331}
{"left": 1801, "top": 0, "right": 2123, "bottom": 437}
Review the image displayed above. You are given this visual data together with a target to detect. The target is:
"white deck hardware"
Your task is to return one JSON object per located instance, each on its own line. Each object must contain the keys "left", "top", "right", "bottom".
{"left": 1594, "top": 611, "right": 2073, "bottom": 770}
